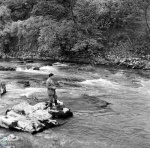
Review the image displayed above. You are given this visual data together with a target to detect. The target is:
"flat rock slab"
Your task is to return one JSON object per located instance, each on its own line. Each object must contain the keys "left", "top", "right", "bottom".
{"left": 0, "top": 101, "right": 73, "bottom": 134}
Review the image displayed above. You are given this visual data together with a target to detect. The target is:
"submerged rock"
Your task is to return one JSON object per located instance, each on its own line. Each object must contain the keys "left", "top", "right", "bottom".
{"left": 0, "top": 101, "right": 73, "bottom": 134}
{"left": 4, "top": 134, "right": 20, "bottom": 142}
{"left": 0, "top": 66, "right": 16, "bottom": 71}
{"left": 26, "top": 60, "right": 34, "bottom": 63}
{"left": 17, "top": 81, "right": 30, "bottom": 87}
{"left": 33, "top": 67, "right": 40, "bottom": 70}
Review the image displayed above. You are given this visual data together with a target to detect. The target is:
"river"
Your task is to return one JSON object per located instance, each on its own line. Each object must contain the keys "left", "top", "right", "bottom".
{"left": 0, "top": 59, "right": 150, "bottom": 148}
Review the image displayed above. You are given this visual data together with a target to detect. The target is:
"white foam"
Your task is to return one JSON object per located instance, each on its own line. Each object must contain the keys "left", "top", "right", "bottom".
{"left": 40, "top": 66, "right": 58, "bottom": 72}
{"left": 16, "top": 67, "right": 24, "bottom": 71}
{"left": 140, "top": 79, "right": 150, "bottom": 87}
{"left": 114, "top": 71, "right": 124, "bottom": 77}
{"left": 16, "top": 65, "right": 58, "bottom": 74}
{"left": 52, "top": 62, "right": 68, "bottom": 67}
{"left": 16, "top": 67, "right": 46, "bottom": 74}
{"left": 134, "top": 79, "right": 150, "bottom": 96}
{"left": 20, "top": 87, "right": 46, "bottom": 98}
{"left": 80, "top": 78, "right": 119, "bottom": 89}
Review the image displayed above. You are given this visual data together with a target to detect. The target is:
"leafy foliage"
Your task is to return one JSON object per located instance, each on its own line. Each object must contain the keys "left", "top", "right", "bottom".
{"left": 0, "top": 0, "right": 150, "bottom": 62}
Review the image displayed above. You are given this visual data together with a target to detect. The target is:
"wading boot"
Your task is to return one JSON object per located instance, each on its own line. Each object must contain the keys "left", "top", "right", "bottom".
{"left": 54, "top": 100, "right": 58, "bottom": 106}
{"left": 49, "top": 103, "right": 53, "bottom": 110}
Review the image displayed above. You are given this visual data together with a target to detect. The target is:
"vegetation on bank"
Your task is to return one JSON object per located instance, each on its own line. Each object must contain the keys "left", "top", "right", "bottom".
{"left": 0, "top": 0, "right": 150, "bottom": 68}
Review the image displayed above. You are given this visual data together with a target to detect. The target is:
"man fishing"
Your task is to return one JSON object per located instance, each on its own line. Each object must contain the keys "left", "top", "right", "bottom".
{"left": 46, "top": 73, "right": 58, "bottom": 109}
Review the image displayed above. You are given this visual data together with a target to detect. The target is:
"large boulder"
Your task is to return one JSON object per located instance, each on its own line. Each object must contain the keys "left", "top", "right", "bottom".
{"left": 0, "top": 101, "right": 73, "bottom": 134}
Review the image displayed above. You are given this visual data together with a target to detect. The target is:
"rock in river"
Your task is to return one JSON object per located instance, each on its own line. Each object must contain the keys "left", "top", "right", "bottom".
{"left": 17, "top": 80, "right": 30, "bottom": 87}
{"left": 0, "top": 101, "right": 73, "bottom": 134}
{"left": 3, "top": 134, "right": 20, "bottom": 142}
{"left": 0, "top": 66, "right": 16, "bottom": 71}
{"left": 33, "top": 67, "right": 40, "bottom": 70}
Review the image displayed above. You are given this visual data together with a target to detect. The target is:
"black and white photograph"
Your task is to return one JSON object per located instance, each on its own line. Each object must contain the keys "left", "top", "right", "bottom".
{"left": 0, "top": 0, "right": 150, "bottom": 147}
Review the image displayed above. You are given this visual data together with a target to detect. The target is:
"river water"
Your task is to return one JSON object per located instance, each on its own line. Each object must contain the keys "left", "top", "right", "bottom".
{"left": 0, "top": 60, "right": 150, "bottom": 148}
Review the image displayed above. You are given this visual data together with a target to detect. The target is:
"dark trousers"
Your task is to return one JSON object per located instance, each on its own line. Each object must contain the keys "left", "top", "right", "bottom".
{"left": 48, "top": 89, "right": 57, "bottom": 108}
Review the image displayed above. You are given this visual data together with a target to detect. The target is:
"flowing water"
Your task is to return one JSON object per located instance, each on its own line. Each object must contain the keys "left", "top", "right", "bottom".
{"left": 0, "top": 59, "right": 150, "bottom": 148}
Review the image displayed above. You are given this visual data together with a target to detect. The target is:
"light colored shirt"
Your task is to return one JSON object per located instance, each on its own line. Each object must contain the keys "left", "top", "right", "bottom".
{"left": 46, "top": 77, "right": 56, "bottom": 90}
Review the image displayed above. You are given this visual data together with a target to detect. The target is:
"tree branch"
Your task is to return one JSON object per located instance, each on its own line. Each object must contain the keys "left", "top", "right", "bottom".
{"left": 145, "top": 4, "right": 150, "bottom": 34}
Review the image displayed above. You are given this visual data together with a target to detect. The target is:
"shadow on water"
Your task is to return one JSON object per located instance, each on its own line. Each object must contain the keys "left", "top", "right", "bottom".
{"left": 69, "top": 94, "right": 111, "bottom": 112}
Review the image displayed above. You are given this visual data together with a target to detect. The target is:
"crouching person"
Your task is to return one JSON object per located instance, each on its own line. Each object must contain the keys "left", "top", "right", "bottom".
{"left": 46, "top": 73, "right": 58, "bottom": 109}
{"left": 0, "top": 81, "right": 6, "bottom": 96}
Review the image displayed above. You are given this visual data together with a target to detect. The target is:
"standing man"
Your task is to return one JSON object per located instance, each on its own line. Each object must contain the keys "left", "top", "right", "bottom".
{"left": 46, "top": 73, "right": 58, "bottom": 109}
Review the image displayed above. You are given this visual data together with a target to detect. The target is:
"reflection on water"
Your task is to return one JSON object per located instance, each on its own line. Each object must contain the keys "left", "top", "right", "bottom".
{"left": 0, "top": 60, "right": 150, "bottom": 148}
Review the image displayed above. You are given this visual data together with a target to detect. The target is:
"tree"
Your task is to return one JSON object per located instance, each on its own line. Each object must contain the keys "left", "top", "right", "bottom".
{"left": 0, "top": 5, "right": 12, "bottom": 54}
{"left": 31, "top": 0, "right": 69, "bottom": 20}
{"left": 3, "top": 0, "right": 36, "bottom": 21}
{"left": 135, "top": 0, "right": 150, "bottom": 34}
{"left": 38, "top": 20, "right": 77, "bottom": 58}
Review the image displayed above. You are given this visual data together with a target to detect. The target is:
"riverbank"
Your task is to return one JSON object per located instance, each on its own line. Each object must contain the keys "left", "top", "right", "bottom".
{"left": 97, "top": 57, "right": 150, "bottom": 70}
{"left": 1, "top": 53, "right": 150, "bottom": 70}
